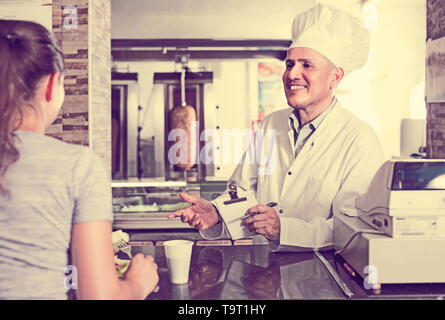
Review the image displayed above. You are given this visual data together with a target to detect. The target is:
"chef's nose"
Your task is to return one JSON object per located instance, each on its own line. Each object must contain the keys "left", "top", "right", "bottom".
{"left": 287, "top": 65, "right": 303, "bottom": 80}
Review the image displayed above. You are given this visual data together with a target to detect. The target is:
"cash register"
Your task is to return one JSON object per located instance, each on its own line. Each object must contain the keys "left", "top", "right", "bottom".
{"left": 333, "top": 159, "right": 445, "bottom": 286}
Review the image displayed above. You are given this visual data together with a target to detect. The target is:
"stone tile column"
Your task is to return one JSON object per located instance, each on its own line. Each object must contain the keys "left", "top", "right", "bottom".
{"left": 49, "top": 0, "right": 111, "bottom": 172}
{"left": 426, "top": 0, "right": 445, "bottom": 158}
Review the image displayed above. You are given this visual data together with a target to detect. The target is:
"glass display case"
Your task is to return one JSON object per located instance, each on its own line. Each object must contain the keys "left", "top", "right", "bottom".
{"left": 111, "top": 179, "right": 227, "bottom": 230}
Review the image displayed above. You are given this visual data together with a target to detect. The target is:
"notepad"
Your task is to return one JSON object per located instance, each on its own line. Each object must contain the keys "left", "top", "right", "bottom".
{"left": 213, "top": 190, "right": 258, "bottom": 240}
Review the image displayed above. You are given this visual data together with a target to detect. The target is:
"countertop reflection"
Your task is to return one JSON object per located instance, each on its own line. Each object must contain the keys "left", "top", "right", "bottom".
{"left": 131, "top": 245, "right": 445, "bottom": 300}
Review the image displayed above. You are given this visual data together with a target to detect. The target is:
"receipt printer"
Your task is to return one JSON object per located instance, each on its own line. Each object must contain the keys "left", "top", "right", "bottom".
{"left": 355, "top": 159, "right": 445, "bottom": 238}
{"left": 333, "top": 160, "right": 445, "bottom": 285}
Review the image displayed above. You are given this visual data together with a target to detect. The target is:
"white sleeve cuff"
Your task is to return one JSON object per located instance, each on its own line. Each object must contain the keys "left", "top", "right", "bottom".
{"left": 199, "top": 222, "right": 226, "bottom": 240}
{"left": 278, "top": 216, "right": 333, "bottom": 249}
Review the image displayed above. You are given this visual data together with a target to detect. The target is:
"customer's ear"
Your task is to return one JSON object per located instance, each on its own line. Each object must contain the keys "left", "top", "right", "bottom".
{"left": 44, "top": 72, "right": 61, "bottom": 102}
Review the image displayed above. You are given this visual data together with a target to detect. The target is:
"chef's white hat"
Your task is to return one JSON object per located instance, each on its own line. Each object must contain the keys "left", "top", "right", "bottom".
{"left": 289, "top": 3, "right": 370, "bottom": 75}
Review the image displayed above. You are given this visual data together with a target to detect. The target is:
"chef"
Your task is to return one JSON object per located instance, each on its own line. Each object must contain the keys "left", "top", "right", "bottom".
{"left": 168, "top": 4, "right": 385, "bottom": 250}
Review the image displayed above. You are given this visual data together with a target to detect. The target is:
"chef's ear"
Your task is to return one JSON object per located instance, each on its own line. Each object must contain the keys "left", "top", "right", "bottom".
{"left": 329, "top": 67, "right": 344, "bottom": 90}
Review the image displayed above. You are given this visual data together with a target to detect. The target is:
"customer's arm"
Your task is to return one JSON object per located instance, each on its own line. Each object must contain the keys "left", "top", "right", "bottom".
{"left": 70, "top": 149, "right": 158, "bottom": 300}
{"left": 71, "top": 220, "right": 158, "bottom": 300}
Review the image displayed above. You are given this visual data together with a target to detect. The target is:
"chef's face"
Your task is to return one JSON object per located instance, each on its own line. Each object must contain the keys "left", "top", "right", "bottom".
{"left": 282, "top": 47, "right": 339, "bottom": 111}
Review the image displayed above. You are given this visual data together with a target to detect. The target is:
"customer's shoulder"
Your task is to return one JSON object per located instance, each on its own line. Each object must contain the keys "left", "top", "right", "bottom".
{"left": 20, "top": 131, "right": 101, "bottom": 164}
{"left": 42, "top": 134, "right": 94, "bottom": 158}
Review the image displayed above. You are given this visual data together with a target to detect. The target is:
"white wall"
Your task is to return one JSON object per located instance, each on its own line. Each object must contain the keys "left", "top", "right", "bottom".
{"left": 111, "top": 0, "right": 315, "bottom": 39}
{"left": 335, "top": 0, "right": 426, "bottom": 159}
{"left": 376, "top": 0, "right": 426, "bottom": 158}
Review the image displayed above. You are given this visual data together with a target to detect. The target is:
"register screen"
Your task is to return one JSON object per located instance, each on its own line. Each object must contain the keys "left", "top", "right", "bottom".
{"left": 391, "top": 162, "right": 445, "bottom": 190}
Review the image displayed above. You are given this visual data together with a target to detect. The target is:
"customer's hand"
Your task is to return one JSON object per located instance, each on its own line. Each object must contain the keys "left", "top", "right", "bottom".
{"left": 167, "top": 193, "right": 219, "bottom": 230}
{"left": 242, "top": 204, "right": 280, "bottom": 241}
{"left": 124, "top": 253, "right": 159, "bottom": 298}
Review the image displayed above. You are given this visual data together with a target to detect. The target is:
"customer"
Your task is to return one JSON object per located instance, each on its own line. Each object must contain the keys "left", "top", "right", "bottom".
{"left": 0, "top": 19, "right": 158, "bottom": 299}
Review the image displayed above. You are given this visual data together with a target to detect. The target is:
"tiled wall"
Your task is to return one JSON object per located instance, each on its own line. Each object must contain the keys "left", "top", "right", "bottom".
{"left": 48, "top": 0, "right": 111, "bottom": 171}
{"left": 49, "top": 0, "right": 89, "bottom": 145}
{"left": 89, "top": 0, "right": 111, "bottom": 170}
{"left": 426, "top": 103, "right": 445, "bottom": 158}
{"left": 426, "top": 0, "right": 445, "bottom": 158}
{"left": 427, "top": 0, "right": 445, "bottom": 41}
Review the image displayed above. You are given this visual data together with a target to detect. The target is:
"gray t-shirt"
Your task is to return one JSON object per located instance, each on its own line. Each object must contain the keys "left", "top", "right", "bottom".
{"left": 0, "top": 130, "right": 113, "bottom": 299}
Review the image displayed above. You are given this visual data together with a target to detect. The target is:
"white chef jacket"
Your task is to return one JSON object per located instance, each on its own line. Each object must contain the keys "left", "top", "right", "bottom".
{"left": 201, "top": 99, "right": 385, "bottom": 251}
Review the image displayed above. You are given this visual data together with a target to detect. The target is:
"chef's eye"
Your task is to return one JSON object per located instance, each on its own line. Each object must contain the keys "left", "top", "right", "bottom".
{"left": 285, "top": 61, "right": 294, "bottom": 69}
{"left": 303, "top": 63, "right": 312, "bottom": 68}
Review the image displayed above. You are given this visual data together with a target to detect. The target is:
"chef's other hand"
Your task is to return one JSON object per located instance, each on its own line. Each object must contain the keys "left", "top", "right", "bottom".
{"left": 242, "top": 204, "right": 280, "bottom": 241}
{"left": 167, "top": 192, "right": 219, "bottom": 230}
{"left": 124, "top": 253, "right": 159, "bottom": 298}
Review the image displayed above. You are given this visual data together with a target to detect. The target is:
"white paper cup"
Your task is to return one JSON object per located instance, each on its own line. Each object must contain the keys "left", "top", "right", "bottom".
{"left": 164, "top": 240, "right": 194, "bottom": 284}
{"left": 171, "top": 283, "right": 190, "bottom": 300}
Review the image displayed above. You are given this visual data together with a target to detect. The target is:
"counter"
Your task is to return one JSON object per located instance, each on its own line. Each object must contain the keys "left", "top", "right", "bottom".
{"left": 131, "top": 244, "right": 445, "bottom": 300}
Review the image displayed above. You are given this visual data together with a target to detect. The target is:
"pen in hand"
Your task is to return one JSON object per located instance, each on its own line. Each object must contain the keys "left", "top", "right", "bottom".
{"left": 242, "top": 202, "right": 278, "bottom": 221}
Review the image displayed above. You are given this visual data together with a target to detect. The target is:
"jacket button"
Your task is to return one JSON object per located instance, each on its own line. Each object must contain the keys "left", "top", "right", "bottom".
{"left": 279, "top": 209, "right": 283, "bottom": 214}
{"left": 288, "top": 171, "right": 292, "bottom": 175}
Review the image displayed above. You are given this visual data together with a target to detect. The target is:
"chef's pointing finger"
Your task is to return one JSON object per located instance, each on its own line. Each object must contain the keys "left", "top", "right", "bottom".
{"left": 179, "top": 192, "right": 199, "bottom": 204}
{"left": 167, "top": 210, "right": 183, "bottom": 219}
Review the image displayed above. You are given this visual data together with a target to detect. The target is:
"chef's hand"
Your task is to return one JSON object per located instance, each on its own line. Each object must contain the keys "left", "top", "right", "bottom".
{"left": 167, "top": 192, "right": 219, "bottom": 230}
{"left": 242, "top": 204, "right": 280, "bottom": 241}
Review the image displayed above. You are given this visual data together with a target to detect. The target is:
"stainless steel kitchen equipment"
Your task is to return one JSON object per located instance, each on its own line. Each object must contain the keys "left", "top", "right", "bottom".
{"left": 112, "top": 179, "right": 227, "bottom": 230}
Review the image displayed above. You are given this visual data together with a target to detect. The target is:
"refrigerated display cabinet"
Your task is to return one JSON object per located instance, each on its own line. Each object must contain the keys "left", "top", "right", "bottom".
{"left": 111, "top": 179, "right": 227, "bottom": 230}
